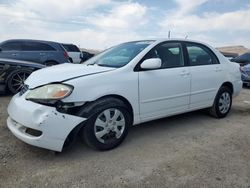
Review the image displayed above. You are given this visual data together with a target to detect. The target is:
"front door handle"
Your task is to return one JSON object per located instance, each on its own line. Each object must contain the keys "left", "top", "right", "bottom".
{"left": 12, "top": 53, "right": 18, "bottom": 56}
{"left": 180, "top": 71, "right": 190, "bottom": 76}
{"left": 215, "top": 67, "right": 222, "bottom": 72}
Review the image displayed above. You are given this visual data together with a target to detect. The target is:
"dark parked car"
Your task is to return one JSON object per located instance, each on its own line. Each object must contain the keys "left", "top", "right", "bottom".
{"left": 80, "top": 51, "right": 95, "bottom": 62}
{"left": 0, "top": 39, "right": 70, "bottom": 66}
{"left": 240, "top": 64, "right": 250, "bottom": 86}
{"left": 231, "top": 53, "right": 250, "bottom": 87}
{"left": 0, "top": 58, "right": 45, "bottom": 94}
{"left": 231, "top": 52, "right": 250, "bottom": 64}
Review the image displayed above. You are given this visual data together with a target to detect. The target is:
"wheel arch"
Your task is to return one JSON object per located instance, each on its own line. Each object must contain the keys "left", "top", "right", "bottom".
{"left": 95, "top": 94, "right": 134, "bottom": 123}
{"left": 63, "top": 94, "right": 134, "bottom": 150}
{"left": 44, "top": 60, "right": 59, "bottom": 66}
{"left": 221, "top": 82, "right": 234, "bottom": 94}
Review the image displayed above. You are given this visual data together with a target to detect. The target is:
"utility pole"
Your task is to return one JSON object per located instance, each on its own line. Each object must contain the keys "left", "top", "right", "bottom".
{"left": 168, "top": 30, "right": 171, "bottom": 39}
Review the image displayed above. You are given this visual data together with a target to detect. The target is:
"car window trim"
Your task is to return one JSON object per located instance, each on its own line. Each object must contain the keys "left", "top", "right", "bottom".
{"left": 134, "top": 41, "right": 187, "bottom": 72}
{"left": 183, "top": 42, "right": 220, "bottom": 67}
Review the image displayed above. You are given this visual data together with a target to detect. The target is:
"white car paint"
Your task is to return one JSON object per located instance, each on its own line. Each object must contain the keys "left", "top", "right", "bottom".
{"left": 62, "top": 44, "right": 81, "bottom": 63}
{"left": 68, "top": 51, "right": 81, "bottom": 63}
{"left": 7, "top": 39, "right": 242, "bottom": 151}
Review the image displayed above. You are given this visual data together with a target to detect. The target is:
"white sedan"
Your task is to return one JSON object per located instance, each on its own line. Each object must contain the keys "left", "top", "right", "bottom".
{"left": 7, "top": 39, "right": 242, "bottom": 152}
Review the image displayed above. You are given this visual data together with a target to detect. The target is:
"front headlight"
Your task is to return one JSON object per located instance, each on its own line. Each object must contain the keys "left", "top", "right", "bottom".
{"left": 25, "top": 84, "right": 73, "bottom": 102}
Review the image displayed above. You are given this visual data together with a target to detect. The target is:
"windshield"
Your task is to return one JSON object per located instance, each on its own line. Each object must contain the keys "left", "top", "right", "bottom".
{"left": 84, "top": 40, "right": 154, "bottom": 68}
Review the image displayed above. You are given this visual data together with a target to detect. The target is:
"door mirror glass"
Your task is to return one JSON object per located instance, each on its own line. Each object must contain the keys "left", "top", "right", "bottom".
{"left": 140, "top": 58, "right": 162, "bottom": 70}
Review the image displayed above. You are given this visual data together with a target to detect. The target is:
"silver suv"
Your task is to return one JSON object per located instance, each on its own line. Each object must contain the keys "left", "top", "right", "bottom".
{"left": 0, "top": 39, "right": 70, "bottom": 66}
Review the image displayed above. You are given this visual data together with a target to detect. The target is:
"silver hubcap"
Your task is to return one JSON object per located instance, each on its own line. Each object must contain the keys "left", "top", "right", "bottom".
{"left": 219, "top": 92, "right": 231, "bottom": 114}
{"left": 94, "top": 108, "right": 125, "bottom": 143}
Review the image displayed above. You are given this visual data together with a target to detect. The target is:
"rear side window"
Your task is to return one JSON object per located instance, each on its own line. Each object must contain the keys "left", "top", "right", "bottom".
{"left": 1, "top": 41, "right": 22, "bottom": 51}
{"left": 186, "top": 43, "right": 219, "bottom": 66}
{"left": 63, "top": 44, "right": 80, "bottom": 52}
{"left": 144, "top": 42, "right": 184, "bottom": 69}
{"left": 22, "top": 42, "right": 56, "bottom": 51}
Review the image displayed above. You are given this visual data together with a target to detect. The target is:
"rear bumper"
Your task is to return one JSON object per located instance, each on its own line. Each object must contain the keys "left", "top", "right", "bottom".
{"left": 7, "top": 94, "right": 86, "bottom": 151}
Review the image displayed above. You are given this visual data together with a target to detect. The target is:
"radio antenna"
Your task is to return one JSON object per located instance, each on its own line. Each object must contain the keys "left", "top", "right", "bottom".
{"left": 168, "top": 31, "right": 171, "bottom": 39}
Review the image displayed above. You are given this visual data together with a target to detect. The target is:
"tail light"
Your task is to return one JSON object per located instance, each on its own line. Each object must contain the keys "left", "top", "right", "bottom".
{"left": 64, "top": 51, "right": 69, "bottom": 59}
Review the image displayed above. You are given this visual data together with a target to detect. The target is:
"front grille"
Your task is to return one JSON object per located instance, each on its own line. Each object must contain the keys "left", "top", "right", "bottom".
{"left": 246, "top": 71, "right": 250, "bottom": 76}
{"left": 19, "top": 84, "right": 29, "bottom": 96}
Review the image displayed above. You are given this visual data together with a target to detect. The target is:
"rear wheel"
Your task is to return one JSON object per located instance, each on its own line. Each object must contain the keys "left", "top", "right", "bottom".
{"left": 45, "top": 61, "right": 58, "bottom": 66}
{"left": 209, "top": 86, "right": 232, "bottom": 118}
{"left": 7, "top": 69, "right": 32, "bottom": 94}
{"left": 79, "top": 97, "right": 132, "bottom": 150}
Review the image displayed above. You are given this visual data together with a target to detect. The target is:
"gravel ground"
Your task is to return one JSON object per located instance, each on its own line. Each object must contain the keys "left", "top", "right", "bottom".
{"left": 0, "top": 89, "right": 250, "bottom": 188}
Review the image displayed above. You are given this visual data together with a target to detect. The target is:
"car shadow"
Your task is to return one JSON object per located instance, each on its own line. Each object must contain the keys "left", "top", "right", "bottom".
{"left": 22, "top": 109, "right": 215, "bottom": 158}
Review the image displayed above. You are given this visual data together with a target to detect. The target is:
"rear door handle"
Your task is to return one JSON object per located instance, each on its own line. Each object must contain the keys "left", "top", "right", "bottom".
{"left": 12, "top": 53, "right": 18, "bottom": 56}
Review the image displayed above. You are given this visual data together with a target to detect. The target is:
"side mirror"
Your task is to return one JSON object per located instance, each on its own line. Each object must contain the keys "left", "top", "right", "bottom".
{"left": 140, "top": 58, "right": 162, "bottom": 70}
{"left": 0, "top": 47, "right": 2, "bottom": 52}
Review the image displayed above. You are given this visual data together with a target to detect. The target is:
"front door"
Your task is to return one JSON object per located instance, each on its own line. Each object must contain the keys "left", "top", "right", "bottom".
{"left": 138, "top": 42, "right": 191, "bottom": 122}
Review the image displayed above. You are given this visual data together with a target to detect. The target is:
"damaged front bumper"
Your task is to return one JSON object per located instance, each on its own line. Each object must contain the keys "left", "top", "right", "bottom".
{"left": 7, "top": 93, "right": 86, "bottom": 152}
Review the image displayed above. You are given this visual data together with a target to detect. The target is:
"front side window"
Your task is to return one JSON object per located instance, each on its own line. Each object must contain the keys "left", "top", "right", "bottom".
{"left": 144, "top": 42, "right": 184, "bottom": 69}
{"left": 86, "top": 41, "right": 154, "bottom": 68}
{"left": 186, "top": 43, "right": 219, "bottom": 66}
{"left": 1, "top": 41, "right": 22, "bottom": 51}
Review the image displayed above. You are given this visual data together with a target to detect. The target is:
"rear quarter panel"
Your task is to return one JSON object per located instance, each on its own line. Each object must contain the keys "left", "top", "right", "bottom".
{"left": 215, "top": 50, "right": 242, "bottom": 97}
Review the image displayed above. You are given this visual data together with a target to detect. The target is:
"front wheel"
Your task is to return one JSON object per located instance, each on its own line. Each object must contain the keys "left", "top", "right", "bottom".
{"left": 79, "top": 98, "right": 132, "bottom": 150}
{"left": 209, "top": 86, "right": 232, "bottom": 118}
{"left": 7, "top": 69, "right": 32, "bottom": 94}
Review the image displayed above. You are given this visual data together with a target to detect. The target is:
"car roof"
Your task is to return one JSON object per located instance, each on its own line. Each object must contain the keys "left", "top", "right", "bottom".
{"left": 2, "top": 39, "right": 61, "bottom": 44}
{"left": 121, "top": 38, "right": 214, "bottom": 48}
{"left": 153, "top": 38, "right": 212, "bottom": 46}
{"left": 62, "top": 43, "right": 77, "bottom": 46}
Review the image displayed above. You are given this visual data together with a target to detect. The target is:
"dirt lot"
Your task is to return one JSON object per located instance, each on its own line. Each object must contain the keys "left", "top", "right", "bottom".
{"left": 0, "top": 89, "right": 250, "bottom": 188}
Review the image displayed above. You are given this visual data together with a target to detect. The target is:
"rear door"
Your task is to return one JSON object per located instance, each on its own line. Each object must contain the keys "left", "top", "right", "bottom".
{"left": 138, "top": 42, "right": 191, "bottom": 121}
{"left": 185, "top": 42, "right": 223, "bottom": 109}
{"left": 20, "top": 42, "right": 57, "bottom": 64}
{"left": 0, "top": 41, "right": 22, "bottom": 60}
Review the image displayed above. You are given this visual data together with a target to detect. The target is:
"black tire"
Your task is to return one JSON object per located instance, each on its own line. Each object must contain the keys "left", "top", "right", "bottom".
{"left": 45, "top": 61, "right": 58, "bottom": 66}
{"left": 209, "top": 86, "right": 232, "bottom": 118}
{"left": 7, "top": 69, "right": 32, "bottom": 94}
{"left": 78, "top": 97, "right": 132, "bottom": 151}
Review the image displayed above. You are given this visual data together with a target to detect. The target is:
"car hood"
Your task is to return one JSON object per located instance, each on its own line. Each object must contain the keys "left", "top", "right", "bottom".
{"left": 25, "top": 63, "right": 115, "bottom": 88}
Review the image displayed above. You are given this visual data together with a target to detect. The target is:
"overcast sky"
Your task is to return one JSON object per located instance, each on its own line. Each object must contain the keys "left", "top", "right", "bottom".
{"left": 0, "top": 0, "right": 250, "bottom": 49}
